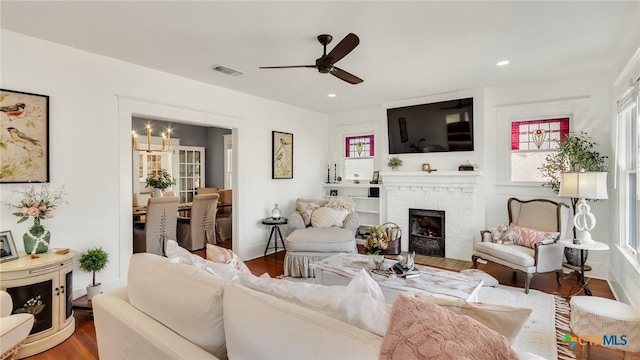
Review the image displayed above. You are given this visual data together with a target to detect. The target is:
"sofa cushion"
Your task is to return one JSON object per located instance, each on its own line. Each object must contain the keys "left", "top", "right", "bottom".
{"left": 206, "top": 243, "right": 233, "bottom": 264}
{"left": 286, "top": 227, "right": 356, "bottom": 252}
{"left": 511, "top": 224, "right": 559, "bottom": 249}
{"left": 379, "top": 294, "right": 518, "bottom": 360}
{"left": 474, "top": 241, "right": 535, "bottom": 267}
{"left": 311, "top": 206, "right": 349, "bottom": 228}
{"left": 223, "top": 284, "right": 382, "bottom": 359}
{"left": 414, "top": 295, "right": 532, "bottom": 344}
{"left": 127, "top": 253, "right": 228, "bottom": 359}
{"left": 296, "top": 200, "right": 322, "bottom": 226}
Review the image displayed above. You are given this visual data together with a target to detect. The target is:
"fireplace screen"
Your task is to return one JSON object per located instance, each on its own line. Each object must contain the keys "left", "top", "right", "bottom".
{"left": 409, "top": 208, "right": 445, "bottom": 257}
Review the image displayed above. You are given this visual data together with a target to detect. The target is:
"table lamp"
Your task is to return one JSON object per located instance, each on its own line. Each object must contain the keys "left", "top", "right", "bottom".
{"left": 559, "top": 171, "right": 608, "bottom": 244}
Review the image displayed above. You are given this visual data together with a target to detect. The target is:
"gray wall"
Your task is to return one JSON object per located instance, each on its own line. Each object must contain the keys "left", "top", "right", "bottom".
{"left": 132, "top": 117, "right": 231, "bottom": 188}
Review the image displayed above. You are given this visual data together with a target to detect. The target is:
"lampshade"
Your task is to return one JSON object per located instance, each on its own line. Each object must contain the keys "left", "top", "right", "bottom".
{"left": 559, "top": 172, "right": 608, "bottom": 200}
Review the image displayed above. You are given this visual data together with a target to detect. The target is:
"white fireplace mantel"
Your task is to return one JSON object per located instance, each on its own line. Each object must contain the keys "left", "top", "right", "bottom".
{"left": 381, "top": 171, "right": 484, "bottom": 261}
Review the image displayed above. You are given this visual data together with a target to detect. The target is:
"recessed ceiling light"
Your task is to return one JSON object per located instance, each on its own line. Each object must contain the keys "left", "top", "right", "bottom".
{"left": 496, "top": 60, "right": 510, "bottom": 67}
{"left": 328, "top": 93, "right": 336, "bottom": 98}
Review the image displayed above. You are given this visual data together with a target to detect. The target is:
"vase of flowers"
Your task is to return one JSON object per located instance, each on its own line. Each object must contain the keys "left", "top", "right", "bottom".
{"left": 3, "top": 184, "right": 67, "bottom": 255}
{"left": 365, "top": 225, "right": 389, "bottom": 255}
{"left": 145, "top": 169, "right": 176, "bottom": 197}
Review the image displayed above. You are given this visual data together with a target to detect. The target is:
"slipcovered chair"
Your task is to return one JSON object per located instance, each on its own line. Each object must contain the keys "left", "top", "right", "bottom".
{"left": 177, "top": 193, "right": 219, "bottom": 251}
{"left": 284, "top": 198, "right": 359, "bottom": 277}
{"left": 0, "top": 290, "right": 34, "bottom": 360}
{"left": 215, "top": 189, "right": 232, "bottom": 243}
{"left": 133, "top": 196, "right": 179, "bottom": 256}
{"left": 472, "top": 198, "right": 570, "bottom": 293}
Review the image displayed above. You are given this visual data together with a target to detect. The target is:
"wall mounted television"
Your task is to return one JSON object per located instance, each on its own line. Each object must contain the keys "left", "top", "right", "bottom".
{"left": 387, "top": 97, "right": 474, "bottom": 154}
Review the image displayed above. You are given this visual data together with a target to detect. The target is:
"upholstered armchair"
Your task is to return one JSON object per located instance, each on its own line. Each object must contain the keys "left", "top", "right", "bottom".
{"left": 284, "top": 198, "right": 359, "bottom": 277}
{"left": 1, "top": 290, "right": 34, "bottom": 360}
{"left": 177, "top": 193, "right": 219, "bottom": 251}
{"left": 133, "top": 196, "right": 179, "bottom": 256}
{"left": 472, "top": 198, "right": 570, "bottom": 293}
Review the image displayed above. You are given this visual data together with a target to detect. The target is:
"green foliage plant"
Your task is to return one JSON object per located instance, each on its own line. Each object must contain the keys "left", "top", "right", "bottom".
{"left": 387, "top": 156, "right": 403, "bottom": 168}
{"left": 79, "top": 247, "right": 109, "bottom": 286}
{"left": 145, "top": 169, "right": 176, "bottom": 190}
{"left": 538, "top": 131, "right": 608, "bottom": 194}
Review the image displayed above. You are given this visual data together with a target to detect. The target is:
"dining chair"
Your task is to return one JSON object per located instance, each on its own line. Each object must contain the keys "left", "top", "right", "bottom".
{"left": 163, "top": 190, "right": 176, "bottom": 197}
{"left": 176, "top": 193, "right": 219, "bottom": 251}
{"left": 133, "top": 196, "right": 179, "bottom": 256}
{"left": 196, "top": 187, "right": 218, "bottom": 195}
{"left": 132, "top": 192, "right": 151, "bottom": 207}
{"left": 216, "top": 189, "right": 232, "bottom": 242}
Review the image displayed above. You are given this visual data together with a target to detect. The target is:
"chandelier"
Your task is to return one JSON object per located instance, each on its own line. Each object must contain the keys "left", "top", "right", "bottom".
{"left": 132, "top": 122, "right": 172, "bottom": 153}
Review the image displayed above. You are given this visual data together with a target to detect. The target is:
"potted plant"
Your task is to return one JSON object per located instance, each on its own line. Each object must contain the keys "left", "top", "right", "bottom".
{"left": 79, "top": 247, "right": 109, "bottom": 299}
{"left": 145, "top": 169, "right": 176, "bottom": 197}
{"left": 538, "top": 131, "right": 607, "bottom": 265}
{"left": 387, "top": 156, "right": 403, "bottom": 171}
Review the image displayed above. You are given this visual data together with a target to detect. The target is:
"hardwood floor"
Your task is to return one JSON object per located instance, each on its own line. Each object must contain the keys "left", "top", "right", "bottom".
{"left": 24, "top": 248, "right": 637, "bottom": 360}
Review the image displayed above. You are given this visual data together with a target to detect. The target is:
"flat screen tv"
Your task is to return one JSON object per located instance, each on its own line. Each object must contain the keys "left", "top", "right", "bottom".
{"left": 387, "top": 97, "right": 474, "bottom": 154}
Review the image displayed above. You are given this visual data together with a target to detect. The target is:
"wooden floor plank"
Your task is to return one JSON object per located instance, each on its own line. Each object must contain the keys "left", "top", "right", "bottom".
{"left": 23, "top": 248, "right": 637, "bottom": 360}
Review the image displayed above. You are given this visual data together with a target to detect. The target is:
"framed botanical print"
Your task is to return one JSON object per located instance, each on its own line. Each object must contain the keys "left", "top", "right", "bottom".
{"left": 0, "top": 89, "right": 50, "bottom": 183}
{"left": 272, "top": 131, "right": 293, "bottom": 179}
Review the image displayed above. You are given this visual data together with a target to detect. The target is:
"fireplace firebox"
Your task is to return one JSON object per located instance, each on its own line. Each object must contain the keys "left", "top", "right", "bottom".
{"left": 409, "top": 208, "right": 445, "bottom": 257}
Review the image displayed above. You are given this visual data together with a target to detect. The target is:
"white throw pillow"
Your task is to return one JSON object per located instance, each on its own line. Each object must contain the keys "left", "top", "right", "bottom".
{"left": 338, "top": 269, "right": 391, "bottom": 336}
{"left": 326, "top": 196, "right": 357, "bottom": 213}
{"left": 311, "top": 206, "right": 349, "bottom": 228}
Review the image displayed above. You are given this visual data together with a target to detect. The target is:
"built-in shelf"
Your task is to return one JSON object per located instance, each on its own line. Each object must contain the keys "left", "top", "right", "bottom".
{"left": 322, "top": 183, "right": 382, "bottom": 245}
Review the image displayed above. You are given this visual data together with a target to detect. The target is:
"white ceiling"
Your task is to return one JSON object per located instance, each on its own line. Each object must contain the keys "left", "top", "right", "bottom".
{"left": 1, "top": 1, "right": 638, "bottom": 114}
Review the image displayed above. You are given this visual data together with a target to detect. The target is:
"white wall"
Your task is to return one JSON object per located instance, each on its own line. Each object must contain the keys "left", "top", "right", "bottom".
{"left": 607, "top": 23, "right": 640, "bottom": 308}
{"left": 329, "top": 75, "right": 612, "bottom": 279}
{"left": 0, "top": 30, "right": 328, "bottom": 298}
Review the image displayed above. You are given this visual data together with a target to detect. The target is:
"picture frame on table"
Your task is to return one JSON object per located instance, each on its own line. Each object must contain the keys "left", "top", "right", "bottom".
{"left": 0, "top": 89, "right": 50, "bottom": 183}
{"left": 370, "top": 171, "right": 380, "bottom": 184}
{"left": 272, "top": 131, "right": 293, "bottom": 179}
{"left": 0, "top": 231, "right": 19, "bottom": 263}
{"left": 329, "top": 189, "right": 338, "bottom": 196}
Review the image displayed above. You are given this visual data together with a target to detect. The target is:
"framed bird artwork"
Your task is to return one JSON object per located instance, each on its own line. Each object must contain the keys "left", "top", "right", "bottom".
{"left": 0, "top": 89, "right": 50, "bottom": 183}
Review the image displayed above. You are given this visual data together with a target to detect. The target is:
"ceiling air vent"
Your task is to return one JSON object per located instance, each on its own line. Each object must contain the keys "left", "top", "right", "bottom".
{"left": 210, "top": 64, "right": 244, "bottom": 77}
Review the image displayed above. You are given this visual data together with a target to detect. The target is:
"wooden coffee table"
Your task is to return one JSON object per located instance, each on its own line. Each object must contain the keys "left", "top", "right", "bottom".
{"left": 310, "top": 253, "right": 483, "bottom": 304}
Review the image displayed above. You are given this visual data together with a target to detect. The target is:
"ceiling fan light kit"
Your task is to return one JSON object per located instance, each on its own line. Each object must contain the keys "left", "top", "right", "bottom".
{"left": 259, "top": 33, "right": 363, "bottom": 84}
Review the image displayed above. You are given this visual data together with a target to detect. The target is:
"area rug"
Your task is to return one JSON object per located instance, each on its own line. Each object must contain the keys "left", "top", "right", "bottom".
{"left": 479, "top": 285, "right": 575, "bottom": 360}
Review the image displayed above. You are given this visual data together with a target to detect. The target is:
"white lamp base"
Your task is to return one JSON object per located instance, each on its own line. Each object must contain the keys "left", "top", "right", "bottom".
{"left": 576, "top": 230, "right": 596, "bottom": 244}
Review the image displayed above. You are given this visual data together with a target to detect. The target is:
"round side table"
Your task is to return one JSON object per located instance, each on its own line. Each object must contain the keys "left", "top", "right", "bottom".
{"left": 557, "top": 239, "right": 609, "bottom": 297}
{"left": 262, "top": 217, "right": 287, "bottom": 259}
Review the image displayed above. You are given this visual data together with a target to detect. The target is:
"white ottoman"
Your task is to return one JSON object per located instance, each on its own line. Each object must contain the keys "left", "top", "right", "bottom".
{"left": 570, "top": 296, "right": 640, "bottom": 359}
{"left": 283, "top": 227, "right": 356, "bottom": 278}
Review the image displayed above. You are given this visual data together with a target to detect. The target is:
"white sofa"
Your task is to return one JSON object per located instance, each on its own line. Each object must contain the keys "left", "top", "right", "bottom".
{"left": 93, "top": 253, "right": 381, "bottom": 360}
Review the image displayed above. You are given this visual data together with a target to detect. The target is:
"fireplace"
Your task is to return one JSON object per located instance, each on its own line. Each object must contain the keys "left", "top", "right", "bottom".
{"left": 409, "top": 208, "right": 445, "bottom": 257}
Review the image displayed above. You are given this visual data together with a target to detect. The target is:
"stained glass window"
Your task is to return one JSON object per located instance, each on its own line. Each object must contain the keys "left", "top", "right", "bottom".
{"left": 345, "top": 135, "right": 374, "bottom": 158}
{"left": 510, "top": 117, "right": 569, "bottom": 182}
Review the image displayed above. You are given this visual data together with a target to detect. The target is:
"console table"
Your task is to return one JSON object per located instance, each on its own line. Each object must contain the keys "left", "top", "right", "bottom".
{"left": 0, "top": 249, "right": 76, "bottom": 359}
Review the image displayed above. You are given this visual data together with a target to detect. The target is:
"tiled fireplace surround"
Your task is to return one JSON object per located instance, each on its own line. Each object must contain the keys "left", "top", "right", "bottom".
{"left": 380, "top": 171, "right": 483, "bottom": 261}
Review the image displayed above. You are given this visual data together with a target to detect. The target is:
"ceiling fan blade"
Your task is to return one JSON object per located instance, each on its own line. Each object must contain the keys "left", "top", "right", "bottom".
{"left": 325, "top": 33, "right": 359, "bottom": 64}
{"left": 259, "top": 65, "right": 316, "bottom": 69}
{"left": 330, "top": 66, "right": 363, "bottom": 84}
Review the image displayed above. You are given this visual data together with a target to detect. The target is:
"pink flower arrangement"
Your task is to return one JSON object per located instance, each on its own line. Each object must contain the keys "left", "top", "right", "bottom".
{"left": 3, "top": 184, "right": 67, "bottom": 224}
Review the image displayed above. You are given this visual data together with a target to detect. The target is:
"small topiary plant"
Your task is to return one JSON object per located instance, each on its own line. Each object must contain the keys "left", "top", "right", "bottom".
{"left": 79, "top": 247, "right": 109, "bottom": 287}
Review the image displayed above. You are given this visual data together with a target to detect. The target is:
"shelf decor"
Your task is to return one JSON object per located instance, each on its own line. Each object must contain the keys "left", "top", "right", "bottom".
{"left": 272, "top": 131, "right": 293, "bottom": 179}
{"left": 2, "top": 184, "right": 67, "bottom": 255}
{"left": 0, "top": 89, "right": 50, "bottom": 183}
{"left": 0, "top": 231, "right": 18, "bottom": 263}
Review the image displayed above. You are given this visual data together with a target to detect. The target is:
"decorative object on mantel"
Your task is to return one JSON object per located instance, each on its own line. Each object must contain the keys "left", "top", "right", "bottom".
{"left": 132, "top": 119, "right": 172, "bottom": 153}
{"left": 0, "top": 88, "right": 50, "bottom": 183}
{"left": 539, "top": 131, "right": 607, "bottom": 265}
{"left": 78, "top": 247, "right": 109, "bottom": 299}
{"left": 421, "top": 163, "right": 437, "bottom": 173}
{"left": 458, "top": 160, "right": 474, "bottom": 171}
{"left": 145, "top": 169, "right": 176, "bottom": 197}
{"left": 387, "top": 156, "right": 403, "bottom": 171}
{"left": 3, "top": 184, "right": 67, "bottom": 256}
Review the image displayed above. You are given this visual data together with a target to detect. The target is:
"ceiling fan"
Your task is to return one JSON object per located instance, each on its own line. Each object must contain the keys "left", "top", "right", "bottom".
{"left": 440, "top": 100, "right": 472, "bottom": 110}
{"left": 259, "top": 33, "right": 363, "bottom": 84}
